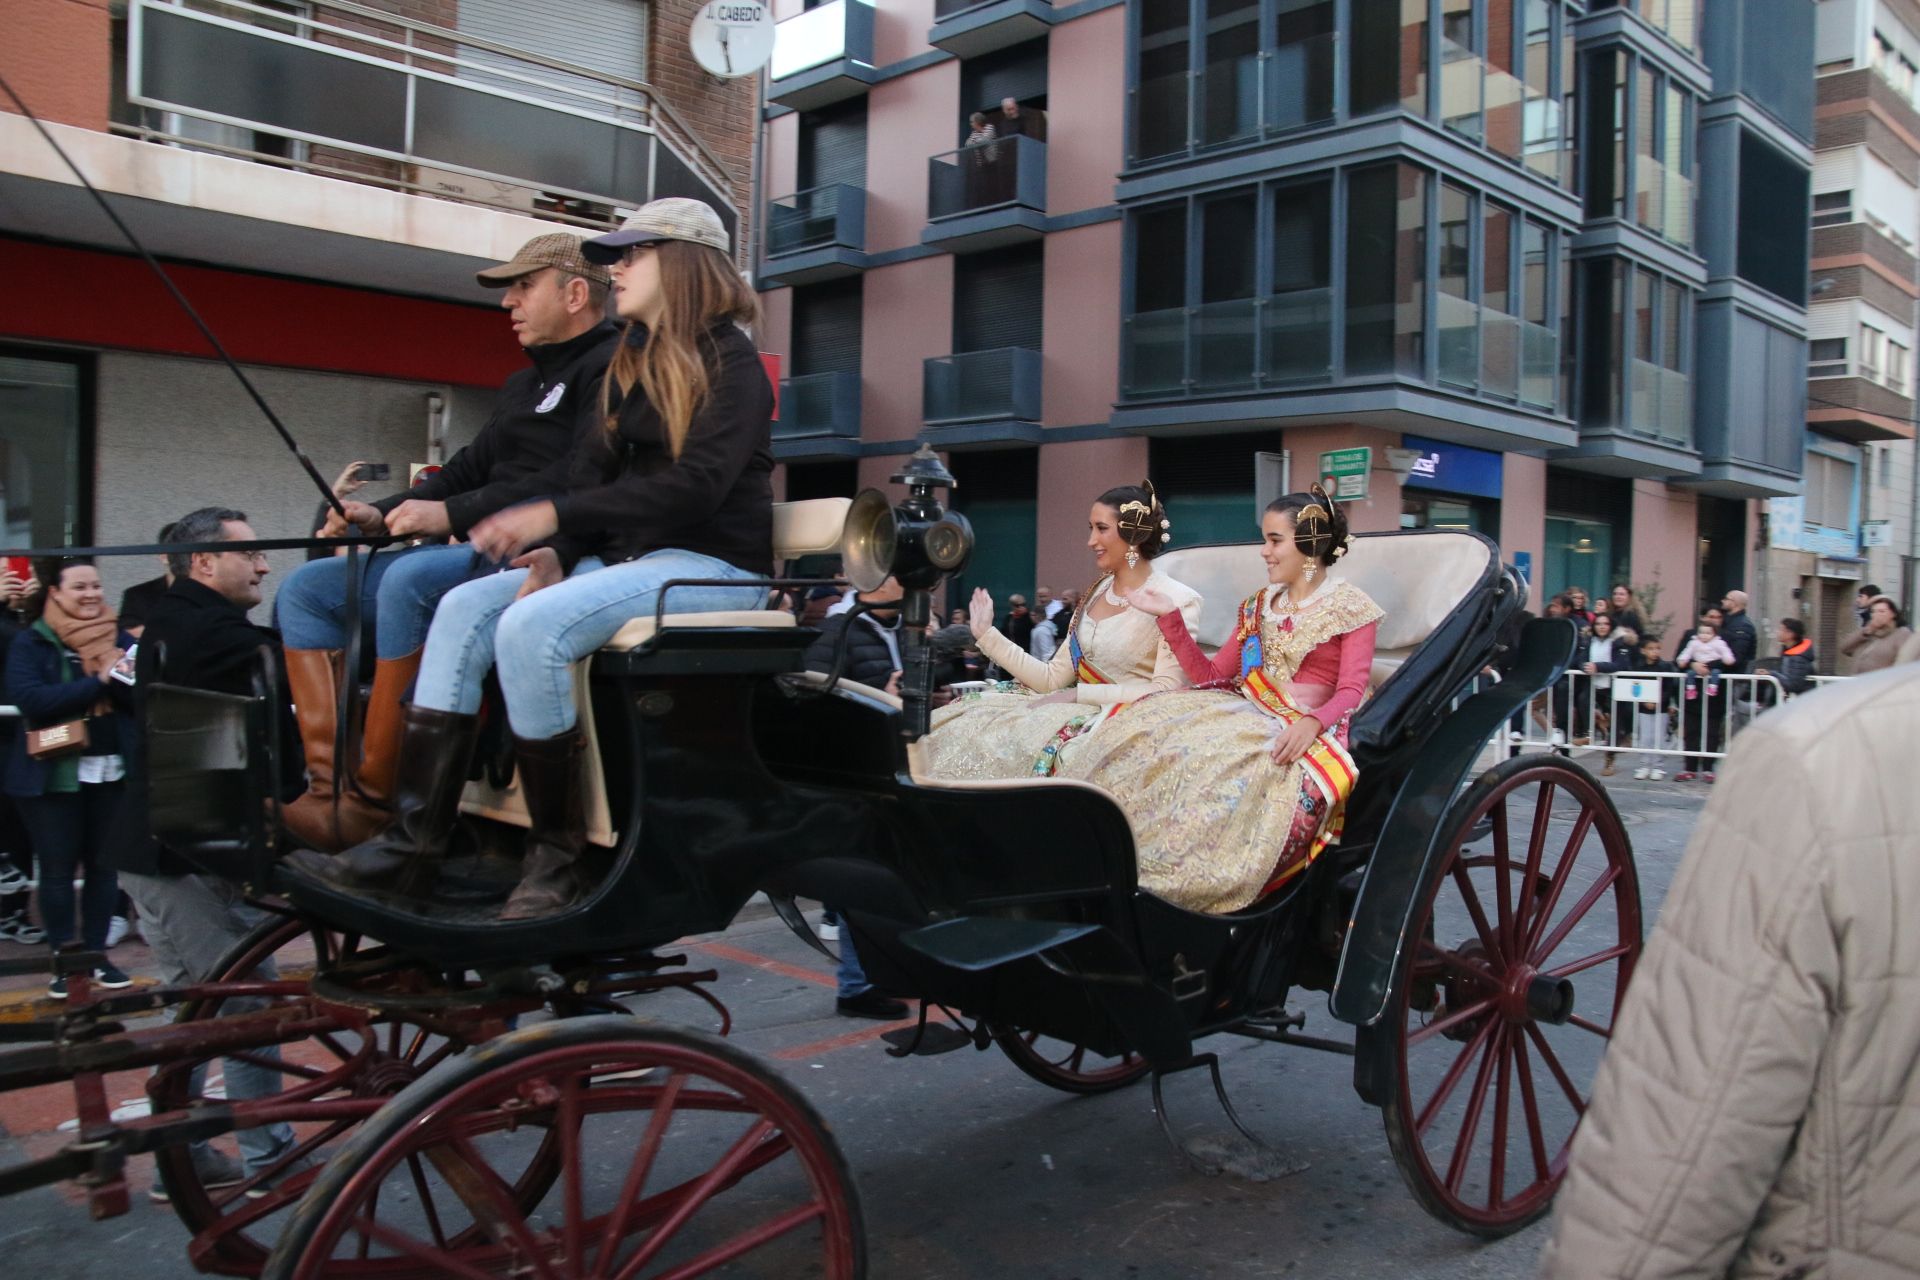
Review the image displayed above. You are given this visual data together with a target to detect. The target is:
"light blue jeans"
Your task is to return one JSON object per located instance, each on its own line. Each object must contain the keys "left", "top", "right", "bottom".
{"left": 275, "top": 544, "right": 479, "bottom": 660}
{"left": 412, "top": 549, "right": 765, "bottom": 739}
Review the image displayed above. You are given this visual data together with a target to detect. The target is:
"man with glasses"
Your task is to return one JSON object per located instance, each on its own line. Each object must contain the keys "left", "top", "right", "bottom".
{"left": 113, "top": 507, "right": 305, "bottom": 1200}
{"left": 273, "top": 234, "right": 620, "bottom": 853}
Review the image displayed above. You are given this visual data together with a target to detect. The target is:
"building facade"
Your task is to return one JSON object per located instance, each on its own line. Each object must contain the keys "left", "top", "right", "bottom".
{"left": 1765, "top": 0, "right": 1920, "bottom": 668}
{"left": 0, "top": 0, "right": 754, "bottom": 609}
{"left": 760, "top": 0, "right": 1813, "bottom": 634}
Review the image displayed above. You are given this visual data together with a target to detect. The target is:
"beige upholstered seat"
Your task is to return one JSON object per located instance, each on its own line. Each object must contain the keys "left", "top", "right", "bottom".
{"left": 461, "top": 497, "right": 853, "bottom": 842}
{"left": 1154, "top": 531, "right": 1493, "bottom": 690}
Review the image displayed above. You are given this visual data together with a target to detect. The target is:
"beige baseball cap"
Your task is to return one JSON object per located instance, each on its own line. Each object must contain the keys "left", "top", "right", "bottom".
{"left": 583, "top": 197, "right": 731, "bottom": 262}
{"left": 475, "top": 233, "right": 612, "bottom": 289}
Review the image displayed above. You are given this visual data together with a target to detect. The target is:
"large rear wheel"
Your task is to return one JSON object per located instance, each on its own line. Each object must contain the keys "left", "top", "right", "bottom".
{"left": 1376, "top": 756, "right": 1641, "bottom": 1236}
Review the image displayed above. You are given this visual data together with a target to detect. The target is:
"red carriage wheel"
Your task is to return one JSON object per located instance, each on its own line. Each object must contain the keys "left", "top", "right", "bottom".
{"left": 150, "top": 912, "right": 539, "bottom": 1276}
{"left": 262, "top": 1017, "right": 865, "bottom": 1280}
{"left": 992, "top": 1026, "right": 1151, "bottom": 1095}
{"left": 1376, "top": 755, "right": 1641, "bottom": 1236}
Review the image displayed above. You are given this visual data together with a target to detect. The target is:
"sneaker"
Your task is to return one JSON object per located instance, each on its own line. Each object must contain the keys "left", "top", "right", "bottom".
{"left": 817, "top": 920, "right": 841, "bottom": 943}
{"left": 48, "top": 973, "right": 67, "bottom": 1000}
{"left": 1632, "top": 767, "right": 1650, "bottom": 780}
{"left": 0, "top": 865, "right": 32, "bottom": 894}
{"left": 1550, "top": 730, "right": 1566, "bottom": 746}
{"left": 104, "top": 915, "right": 131, "bottom": 948}
{"left": 93, "top": 964, "right": 133, "bottom": 990}
{"left": 1674, "top": 771, "right": 1696, "bottom": 782}
{"left": 1506, "top": 730, "right": 1525, "bottom": 744}
{"left": 835, "top": 990, "right": 910, "bottom": 1021}
{"left": 243, "top": 1153, "right": 318, "bottom": 1200}
{"left": 1649, "top": 768, "right": 1666, "bottom": 780}
{"left": 0, "top": 914, "right": 45, "bottom": 945}
{"left": 151, "top": 1146, "right": 245, "bottom": 1203}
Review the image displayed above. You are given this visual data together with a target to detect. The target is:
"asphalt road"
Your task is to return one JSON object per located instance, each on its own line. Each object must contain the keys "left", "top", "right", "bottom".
{"left": 0, "top": 764, "right": 1708, "bottom": 1279}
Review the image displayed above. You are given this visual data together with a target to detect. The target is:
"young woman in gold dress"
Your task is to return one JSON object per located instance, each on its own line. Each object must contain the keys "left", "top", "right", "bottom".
{"left": 1063, "top": 489, "right": 1381, "bottom": 913}
{"left": 922, "top": 484, "right": 1203, "bottom": 779}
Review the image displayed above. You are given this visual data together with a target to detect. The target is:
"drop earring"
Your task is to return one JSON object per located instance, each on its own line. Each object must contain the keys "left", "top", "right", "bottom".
{"left": 1302, "top": 561, "right": 1317, "bottom": 584}
{"left": 1125, "top": 548, "right": 1140, "bottom": 570}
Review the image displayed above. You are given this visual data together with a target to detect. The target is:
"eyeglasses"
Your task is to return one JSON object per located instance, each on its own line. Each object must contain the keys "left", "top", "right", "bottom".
{"left": 619, "top": 243, "right": 658, "bottom": 266}
{"left": 222, "top": 549, "right": 270, "bottom": 565}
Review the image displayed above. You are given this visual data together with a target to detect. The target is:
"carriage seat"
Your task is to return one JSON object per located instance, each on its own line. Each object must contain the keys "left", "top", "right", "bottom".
{"left": 461, "top": 497, "right": 853, "bottom": 844}
{"left": 1153, "top": 531, "right": 1494, "bottom": 692}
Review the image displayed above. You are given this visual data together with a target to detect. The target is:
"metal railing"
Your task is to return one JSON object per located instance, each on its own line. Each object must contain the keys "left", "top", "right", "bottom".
{"left": 923, "top": 347, "right": 1042, "bottom": 424}
{"left": 774, "top": 372, "right": 862, "bottom": 441}
{"left": 1121, "top": 290, "right": 1335, "bottom": 398}
{"left": 124, "top": 0, "right": 734, "bottom": 228}
{"left": 765, "top": 184, "right": 866, "bottom": 258}
{"left": 928, "top": 135, "right": 1046, "bottom": 220}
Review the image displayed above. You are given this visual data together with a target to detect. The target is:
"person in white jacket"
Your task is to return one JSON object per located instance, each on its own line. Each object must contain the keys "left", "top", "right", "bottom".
{"left": 1538, "top": 661, "right": 1920, "bottom": 1279}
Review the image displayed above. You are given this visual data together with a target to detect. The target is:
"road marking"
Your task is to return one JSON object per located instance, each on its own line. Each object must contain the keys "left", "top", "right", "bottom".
{"left": 689, "top": 939, "right": 836, "bottom": 989}
{"left": 772, "top": 1018, "right": 919, "bottom": 1061}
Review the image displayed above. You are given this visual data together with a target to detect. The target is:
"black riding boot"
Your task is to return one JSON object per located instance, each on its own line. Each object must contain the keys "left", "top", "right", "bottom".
{"left": 287, "top": 706, "right": 479, "bottom": 895}
{"left": 499, "top": 727, "right": 589, "bottom": 920}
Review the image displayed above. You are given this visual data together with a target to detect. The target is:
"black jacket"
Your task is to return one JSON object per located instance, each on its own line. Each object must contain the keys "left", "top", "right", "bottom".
{"left": 801, "top": 611, "right": 905, "bottom": 689}
{"left": 1777, "top": 641, "right": 1818, "bottom": 694}
{"left": 375, "top": 320, "right": 621, "bottom": 538}
{"left": 546, "top": 323, "right": 774, "bottom": 575}
{"left": 119, "top": 579, "right": 305, "bottom": 876}
{"left": 118, "top": 575, "right": 170, "bottom": 631}
{"left": 1719, "top": 610, "right": 1758, "bottom": 674}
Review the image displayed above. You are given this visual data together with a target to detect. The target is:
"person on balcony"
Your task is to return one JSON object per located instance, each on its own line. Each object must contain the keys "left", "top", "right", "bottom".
{"left": 272, "top": 235, "right": 619, "bottom": 854}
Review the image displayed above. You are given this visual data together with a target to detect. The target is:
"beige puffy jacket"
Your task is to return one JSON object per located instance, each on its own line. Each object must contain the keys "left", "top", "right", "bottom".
{"left": 1538, "top": 664, "right": 1920, "bottom": 1279}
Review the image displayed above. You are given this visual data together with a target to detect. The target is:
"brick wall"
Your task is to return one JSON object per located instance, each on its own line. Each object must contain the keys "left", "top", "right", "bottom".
{"left": 646, "top": 0, "right": 761, "bottom": 261}
{"left": 1, "top": 0, "right": 113, "bottom": 131}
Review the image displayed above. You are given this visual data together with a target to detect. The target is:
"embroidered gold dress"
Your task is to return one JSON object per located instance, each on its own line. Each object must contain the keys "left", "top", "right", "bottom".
{"left": 1062, "top": 578, "right": 1383, "bottom": 914}
{"left": 922, "top": 571, "right": 1203, "bottom": 779}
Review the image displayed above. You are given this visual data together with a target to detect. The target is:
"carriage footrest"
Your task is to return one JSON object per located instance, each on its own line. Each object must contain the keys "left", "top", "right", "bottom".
{"left": 898, "top": 918, "right": 1100, "bottom": 972}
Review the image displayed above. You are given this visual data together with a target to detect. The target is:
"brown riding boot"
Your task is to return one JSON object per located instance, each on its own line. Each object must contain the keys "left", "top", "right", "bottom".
{"left": 329, "top": 650, "right": 424, "bottom": 846}
{"left": 286, "top": 706, "right": 479, "bottom": 895}
{"left": 500, "top": 727, "right": 590, "bottom": 921}
{"left": 280, "top": 648, "right": 349, "bottom": 852}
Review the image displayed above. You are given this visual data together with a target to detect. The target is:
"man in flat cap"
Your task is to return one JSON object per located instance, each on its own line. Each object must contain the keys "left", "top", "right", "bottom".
{"left": 273, "top": 233, "right": 620, "bottom": 852}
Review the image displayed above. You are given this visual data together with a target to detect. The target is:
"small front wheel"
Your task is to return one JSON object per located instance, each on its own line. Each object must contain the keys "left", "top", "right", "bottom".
{"left": 266, "top": 1017, "right": 865, "bottom": 1279}
{"left": 992, "top": 1025, "right": 1151, "bottom": 1095}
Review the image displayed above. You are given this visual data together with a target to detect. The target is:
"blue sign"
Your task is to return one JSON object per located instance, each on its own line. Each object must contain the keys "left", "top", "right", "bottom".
{"left": 1402, "top": 435, "right": 1504, "bottom": 501}
{"left": 1513, "top": 550, "right": 1533, "bottom": 593}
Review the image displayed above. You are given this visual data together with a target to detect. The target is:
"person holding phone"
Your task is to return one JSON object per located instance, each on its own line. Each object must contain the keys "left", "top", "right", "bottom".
{"left": 271, "top": 234, "right": 621, "bottom": 853}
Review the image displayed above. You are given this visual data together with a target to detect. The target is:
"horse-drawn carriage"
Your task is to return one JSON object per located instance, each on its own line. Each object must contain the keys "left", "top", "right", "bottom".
{"left": 0, "top": 461, "right": 1639, "bottom": 1276}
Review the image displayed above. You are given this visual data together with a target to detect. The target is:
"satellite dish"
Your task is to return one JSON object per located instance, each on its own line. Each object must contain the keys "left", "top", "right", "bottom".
{"left": 690, "top": 1, "right": 776, "bottom": 79}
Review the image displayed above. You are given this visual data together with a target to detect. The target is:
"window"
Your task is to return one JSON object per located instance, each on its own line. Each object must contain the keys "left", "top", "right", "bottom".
{"left": 1133, "top": 0, "right": 1334, "bottom": 162}
{"left": 1802, "top": 450, "right": 1856, "bottom": 530}
{"left": 1582, "top": 48, "right": 1694, "bottom": 245}
{"left": 1808, "top": 337, "right": 1847, "bottom": 377}
{"left": 1890, "top": 341, "right": 1910, "bottom": 394}
{"left": 1859, "top": 324, "right": 1885, "bottom": 378}
{"left": 1737, "top": 129, "right": 1811, "bottom": 305}
{"left": 1346, "top": 163, "right": 1428, "bottom": 377}
{"left": 1811, "top": 190, "right": 1852, "bottom": 228}
{"left": 0, "top": 351, "right": 89, "bottom": 548}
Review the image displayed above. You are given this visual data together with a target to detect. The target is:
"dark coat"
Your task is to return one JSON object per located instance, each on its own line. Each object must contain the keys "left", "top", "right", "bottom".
{"left": 801, "top": 612, "right": 904, "bottom": 690}
{"left": 118, "top": 575, "right": 170, "bottom": 630}
{"left": 118, "top": 579, "right": 305, "bottom": 876}
{"left": 374, "top": 320, "right": 621, "bottom": 538}
{"left": 1777, "top": 640, "right": 1818, "bottom": 694}
{"left": 546, "top": 323, "right": 775, "bottom": 576}
{"left": 1719, "top": 610, "right": 1758, "bottom": 674}
{"left": 1627, "top": 654, "right": 1680, "bottom": 709}
{"left": 3, "top": 621, "right": 136, "bottom": 798}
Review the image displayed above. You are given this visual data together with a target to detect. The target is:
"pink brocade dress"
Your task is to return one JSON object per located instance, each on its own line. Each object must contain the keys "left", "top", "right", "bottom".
{"left": 1058, "top": 579, "right": 1382, "bottom": 914}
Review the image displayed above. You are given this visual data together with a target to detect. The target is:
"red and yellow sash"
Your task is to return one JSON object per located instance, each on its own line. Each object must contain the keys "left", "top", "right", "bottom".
{"left": 1242, "top": 665, "right": 1359, "bottom": 886}
{"left": 1029, "top": 631, "right": 1123, "bottom": 777}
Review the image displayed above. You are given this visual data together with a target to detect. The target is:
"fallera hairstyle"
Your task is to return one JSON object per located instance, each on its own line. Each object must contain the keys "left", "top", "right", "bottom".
{"left": 1094, "top": 484, "right": 1169, "bottom": 561}
{"left": 1780, "top": 617, "right": 1806, "bottom": 642}
{"left": 26, "top": 557, "right": 95, "bottom": 620}
{"left": 165, "top": 507, "right": 248, "bottom": 579}
{"left": 1265, "top": 487, "right": 1352, "bottom": 567}
{"left": 602, "top": 239, "right": 759, "bottom": 462}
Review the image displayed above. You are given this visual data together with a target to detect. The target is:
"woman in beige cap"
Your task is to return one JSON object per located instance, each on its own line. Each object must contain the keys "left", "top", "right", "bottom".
{"left": 301, "top": 198, "right": 775, "bottom": 918}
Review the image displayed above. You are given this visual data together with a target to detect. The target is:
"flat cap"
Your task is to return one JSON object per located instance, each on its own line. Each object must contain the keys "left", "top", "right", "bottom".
{"left": 475, "top": 233, "right": 611, "bottom": 288}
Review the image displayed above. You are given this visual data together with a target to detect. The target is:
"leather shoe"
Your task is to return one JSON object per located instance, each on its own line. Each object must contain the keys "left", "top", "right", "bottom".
{"left": 836, "top": 990, "right": 910, "bottom": 1020}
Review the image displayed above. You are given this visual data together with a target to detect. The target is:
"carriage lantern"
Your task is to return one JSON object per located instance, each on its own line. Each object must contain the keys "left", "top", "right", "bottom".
{"left": 841, "top": 444, "right": 973, "bottom": 738}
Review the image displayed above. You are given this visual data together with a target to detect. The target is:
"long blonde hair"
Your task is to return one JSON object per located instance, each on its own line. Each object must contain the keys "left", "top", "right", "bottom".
{"left": 603, "top": 240, "right": 760, "bottom": 459}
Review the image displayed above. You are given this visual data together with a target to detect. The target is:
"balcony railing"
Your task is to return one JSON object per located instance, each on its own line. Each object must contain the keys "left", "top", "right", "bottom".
{"left": 1629, "top": 359, "right": 1692, "bottom": 448}
{"left": 120, "top": 0, "right": 731, "bottom": 229}
{"left": 923, "top": 348, "right": 1042, "bottom": 424}
{"left": 1438, "top": 295, "right": 1559, "bottom": 410}
{"left": 769, "top": 0, "right": 876, "bottom": 108}
{"left": 765, "top": 184, "right": 866, "bottom": 258}
{"left": 774, "top": 372, "right": 862, "bottom": 441}
{"left": 1635, "top": 157, "right": 1694, "bottom": 248}
{"left": 1122, "top": 292, "right": 1335, "bottom": 397}
{"left": 1135, "top": 33, "right": 1337, "bottom": 164}
{"left": 928, "top": 135, "right": 1046, "bottom": 221}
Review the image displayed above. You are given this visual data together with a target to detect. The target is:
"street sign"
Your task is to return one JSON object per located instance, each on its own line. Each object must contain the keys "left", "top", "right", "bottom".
{"left": 1318, "top": 447, "right": 1371, "bottom": 501}
{"left": 1863, "top": 519, "right": 1892, "bottom": 548}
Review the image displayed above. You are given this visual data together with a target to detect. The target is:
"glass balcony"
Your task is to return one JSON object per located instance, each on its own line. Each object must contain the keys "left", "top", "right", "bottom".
{"left": 1480, "top": 310, "right": 1521, "bottom": 400}
{"left": 774, "top": 372, "right": 862, "bottom": 442}
{"left": 1521, "top": 321, "right": 1557, "bottom": 411}
{"left": 1143, "top": 34, "right": 1337, "bottom": 160}
{"left": 1264, "top": 290, "right": 1335, "bottom": 383}
{"left": 928, "top": 135, "right": 1046, "bottom": 222}
{"left": 1121, "top": 292, "right": 1334, "bottom": 397}
{"left": 765, "top": 184, "right": 866, "bottom": 261}
{"left": 1629, "top": 359, "right": 1692, "bottom": 448}
{"left": 923, "top": 348, "right": 1042, "bottom": 425}
{"left": 1192, "top": 299, "right": 1259, "bottom": 392}
{"left": 769, "top": 0, "right": 877, "bottom": 111}
{"left": 1635, "top": 158, "right": 1694, "bottom": 248}
{"left": 1440, "top": 37, "right": 1484, "bottom": 142}
{"left": 1123, "top": 307, "right": 1190, "bottom": 397}
{"left": 1437, "top": 292, "right": 1480, "bottom": 389}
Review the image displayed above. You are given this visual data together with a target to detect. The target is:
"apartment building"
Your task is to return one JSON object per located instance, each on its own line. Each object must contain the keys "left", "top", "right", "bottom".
{"left": 0, "top": 0, "right": 753, "bottom": 606}
{"left": 759, "top": 0, "right": 1813, "bottom": 629}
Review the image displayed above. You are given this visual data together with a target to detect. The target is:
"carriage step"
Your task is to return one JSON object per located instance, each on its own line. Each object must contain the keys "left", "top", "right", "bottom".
{"left": 1150, "top": 1052, "right": 1309, "bottom": 1183}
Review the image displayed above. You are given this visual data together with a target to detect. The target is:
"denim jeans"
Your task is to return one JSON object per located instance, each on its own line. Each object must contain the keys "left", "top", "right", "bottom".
{"left": 275, "top": 544, "right": 479, "bottom": 660}
{"left": 18, "top": 783, "right": 122, "bottom": 951}
{"left": 413, "top": 549, "right": 765, "bottom": 740}
{"left": 835, "top": 926, "right": 872, "bottom": 1000}
{"left": 119, "top": 870, "right": 297, "bottom": 1174}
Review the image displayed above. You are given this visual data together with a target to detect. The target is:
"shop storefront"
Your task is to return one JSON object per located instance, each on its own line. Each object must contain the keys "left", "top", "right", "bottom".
{"left": 1400, "top": 435, "right": 1502, "bottom": 537}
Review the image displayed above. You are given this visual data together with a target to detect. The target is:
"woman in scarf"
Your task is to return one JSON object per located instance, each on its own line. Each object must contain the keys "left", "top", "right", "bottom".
{"left": 2, "top": 559, "right": 136, "bottom": 995}
{"left": 922, "top": 483, "right": 1203, "bottom": 779}
{"left": 1067, "top": 489, "right": 1381, "bottom": 914}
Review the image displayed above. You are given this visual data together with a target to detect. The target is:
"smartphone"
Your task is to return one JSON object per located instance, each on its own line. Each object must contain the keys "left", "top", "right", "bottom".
{"left": 111, "top": 644, "right": 138, "bottom": 686}
{"left": 357, "top": 463, "right": 391, "bottom": 482}
{"left": 3, "top": 556, "right": 28, "bottom": 582}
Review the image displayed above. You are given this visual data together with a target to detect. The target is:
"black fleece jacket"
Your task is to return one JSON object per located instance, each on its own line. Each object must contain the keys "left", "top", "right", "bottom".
{"left": 375, "top": 320, "right": 620, "bottom": 537}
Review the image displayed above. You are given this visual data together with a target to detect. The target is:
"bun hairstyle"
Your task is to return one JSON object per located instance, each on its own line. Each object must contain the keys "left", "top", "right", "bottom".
{"left": 1265, "top": 484, "right": 1352, "bottom": 567}
{"left": 1097, "top": 481, "right": 1172, "bottom": 561}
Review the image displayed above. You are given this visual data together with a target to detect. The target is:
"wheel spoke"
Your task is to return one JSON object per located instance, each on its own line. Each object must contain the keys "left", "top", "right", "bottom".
{"left": 346, "top": 1213, "right": 501, "bottom": 1280}
{"left": 1448, "top": 860, "right": 1508, "bottom": 972}
{"left": 435, "top": 1131, "right": 562, "bottom": 1280}
{"left": 1407, "top": 995, "right": 1497, "bottom": 1048}
{"left": 1544, "top": 942, "right": 1633, "bottom": 980}
{"left": 405, "top": 1153, "right": 452, "bottom": 1251}
{"left": 1523, "top": 780, "right": 1558, "bottom": 951}
{"left": 611, "top": 1118, "right": 782, "bottom": 1280}
{"left": 598, "top": 1070, "right": 685, "bottom": 1268}
{"left": 646, "top": 1203, "right": 828, "bottom": 1280}
{"left": 1523, "top": 1023, "right": 1586, "bottom": 1117}
{"left": 1522, "top": 809, "right": 1598, "bottom": 957}
{"left": 559, "top": 1073, "right": 586, "bottom": 1274}
{"left": 220, "top": 1048, "right": 326, "bottom": 1081}
{"left": 1066, "top": 1045, "right": 1086, "bottom": 1073}
{"left": 1491, "top": 799, "right": 1514, "bottom": 955}
{"left": 1411, "top": 939, "right": 1498, "bottom": 986}
{"left": 1413, "top": 1015, "right": 1498, "bottom": 1138}
{"left": 1442, "top": 1025, "right": 1503, "bottom": 1196}
{"left": 1511, "top": 1023, "right": 1552, "bottom": 1183}
{"left": 1566, "top": 1014, "right": 1612, "bottom": 1039}
{"left": 1530, "top": 863, "right": 1622, "bottom": 966}
{"left": 1489, "top": 1025, "right": 1512, "bottom": 1210}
